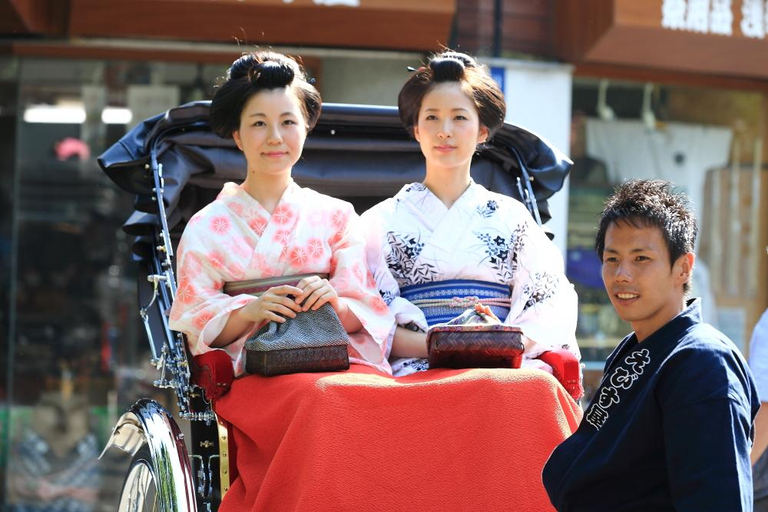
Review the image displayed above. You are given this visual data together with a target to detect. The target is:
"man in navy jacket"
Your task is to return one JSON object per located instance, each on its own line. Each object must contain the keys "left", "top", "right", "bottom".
{"left": 543, "top": 179, "right": 759, "bottom": 511}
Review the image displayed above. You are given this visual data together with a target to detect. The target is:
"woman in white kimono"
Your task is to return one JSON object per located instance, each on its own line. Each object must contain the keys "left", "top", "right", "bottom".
{"left": 362, "top": 50, "right": 580, "bottom": 377}
{"left": 169, "top": 51, "right": 392, "bottom": 377}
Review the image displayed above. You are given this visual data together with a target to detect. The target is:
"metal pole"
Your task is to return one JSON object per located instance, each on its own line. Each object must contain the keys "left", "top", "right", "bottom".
{"left": 493, "top": 0, "right": 503, "bottom": 57}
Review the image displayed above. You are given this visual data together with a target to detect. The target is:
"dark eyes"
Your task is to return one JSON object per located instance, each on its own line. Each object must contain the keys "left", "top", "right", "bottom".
{"left": 423, "top": 114, "right": 469, "bottom": 121}
{"left": 603, "top": 255, "right": 650, "bottom": 263}
{"left": 251, "top": 119, "right": 298, "bottom": 127}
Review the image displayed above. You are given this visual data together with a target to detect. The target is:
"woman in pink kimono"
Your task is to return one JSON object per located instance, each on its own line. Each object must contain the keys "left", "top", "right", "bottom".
{"left": 362, "top": 50, "right": 581, "bottom": 377}
{"left": 169, "top": 51, "right": 392, "bottom": 377}
{"left": 168, "top": 52, "right": 395, "bottom": 510}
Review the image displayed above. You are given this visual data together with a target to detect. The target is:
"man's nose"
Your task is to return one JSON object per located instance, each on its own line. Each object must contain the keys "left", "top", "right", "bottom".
{"left": 614, "top": 261, "right": 633, "bottom": 282}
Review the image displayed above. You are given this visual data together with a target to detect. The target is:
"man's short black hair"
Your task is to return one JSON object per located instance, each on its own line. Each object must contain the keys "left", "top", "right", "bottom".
{"left": 595, "top": 179, "right": 697, "bottom": 293}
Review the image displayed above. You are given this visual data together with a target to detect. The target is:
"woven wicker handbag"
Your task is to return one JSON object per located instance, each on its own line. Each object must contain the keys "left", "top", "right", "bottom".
{"left": 244, "top": 303, "right": 350, "bottom": 376}
{"left": 426, "top": 307, "right": 524, "bottom": 369}
{"left": 224, "top": 275, "right": 350, "bottom": 377}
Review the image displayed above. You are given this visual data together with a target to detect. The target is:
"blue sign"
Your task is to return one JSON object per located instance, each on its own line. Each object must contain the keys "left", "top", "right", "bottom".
{"left": 490, "top": 66, "right": 505, "bottom": 96}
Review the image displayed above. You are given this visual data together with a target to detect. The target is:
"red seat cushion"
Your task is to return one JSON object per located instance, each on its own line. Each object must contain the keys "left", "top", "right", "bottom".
{"left": 192, "top": 351, "right": 235, "bottom": 402}
{"left": 538, "top": 349, "right": 584, "bottom": 401}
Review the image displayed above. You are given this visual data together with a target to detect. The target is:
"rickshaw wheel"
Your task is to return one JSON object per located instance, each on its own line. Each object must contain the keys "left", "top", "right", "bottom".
{"left": 119, "top": 445, "right": 160, "bottom": 512}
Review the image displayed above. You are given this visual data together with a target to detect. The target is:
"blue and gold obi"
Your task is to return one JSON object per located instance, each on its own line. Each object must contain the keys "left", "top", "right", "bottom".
{"left": 400, "top": 279, "right": 511, "bottom": 326}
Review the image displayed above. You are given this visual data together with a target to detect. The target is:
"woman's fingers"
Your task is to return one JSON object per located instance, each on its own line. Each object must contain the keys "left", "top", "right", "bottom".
{"left": 303, "top": 287, "right": 336, "bottom": 311}
{"left": 262, "top": 286, "right": 303, "bottom": 312}
{"left": 264, "top": 311, "right": 287, "bottom": 323}
{"left": 273, "top": 285, "right": 304, "bottom": 296}
{"left": 271, "top": 303, "right": 298, "bottom": 318}
{"left": 294, "top": 277, "right": 324, "bottom": 303}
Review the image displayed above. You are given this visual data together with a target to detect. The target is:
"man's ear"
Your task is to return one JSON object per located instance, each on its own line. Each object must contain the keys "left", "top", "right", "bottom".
{"left": 233, "top": 130, "right": 243, "bottom": 151}
{"left": 675, "top": 252, "right": 695, "bottom": 287}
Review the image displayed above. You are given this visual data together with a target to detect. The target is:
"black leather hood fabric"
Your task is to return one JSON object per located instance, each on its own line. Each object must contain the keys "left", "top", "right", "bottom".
{"left": 98, "top": 101, "right": 572, "bottom": 251}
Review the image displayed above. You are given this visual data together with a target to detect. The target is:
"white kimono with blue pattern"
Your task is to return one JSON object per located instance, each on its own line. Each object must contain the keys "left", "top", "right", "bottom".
{"left": 362, "top": 180, "right": 579, "bottom": 376}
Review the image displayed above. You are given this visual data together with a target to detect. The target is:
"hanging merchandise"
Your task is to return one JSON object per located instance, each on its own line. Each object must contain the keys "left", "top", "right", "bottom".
{"left": 585, "top": 118, "right": 733, "bottom": 216}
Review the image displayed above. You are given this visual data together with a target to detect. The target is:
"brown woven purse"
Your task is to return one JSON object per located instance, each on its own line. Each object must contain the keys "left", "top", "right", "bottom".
{"left": 224, "top": 275, "right": 350, "bottom": 377}
{"left": 426, "top": 307, "right": 524, "bottom": 370}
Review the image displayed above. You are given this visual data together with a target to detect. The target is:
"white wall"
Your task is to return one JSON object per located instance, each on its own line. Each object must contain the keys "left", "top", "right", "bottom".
{"left": 483, "top": 58, "right": 573, "bottom": 256}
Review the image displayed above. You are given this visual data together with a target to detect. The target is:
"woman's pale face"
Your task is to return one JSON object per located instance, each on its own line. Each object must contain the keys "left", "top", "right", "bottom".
{"left": 232, "top": 87, "right": 307, "bottom": 178}
{"left": 413, "top": 82, "right": 489, "bottom": 175}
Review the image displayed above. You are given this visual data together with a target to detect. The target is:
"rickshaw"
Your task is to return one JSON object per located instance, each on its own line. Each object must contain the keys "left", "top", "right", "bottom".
{"left": 97, "top": 100, "right": 579, "bottom": 511}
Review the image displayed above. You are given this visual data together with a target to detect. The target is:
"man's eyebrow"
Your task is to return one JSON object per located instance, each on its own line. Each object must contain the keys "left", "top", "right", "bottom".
{"left": 603, "top": 246, "right": 653, "bottom": 254}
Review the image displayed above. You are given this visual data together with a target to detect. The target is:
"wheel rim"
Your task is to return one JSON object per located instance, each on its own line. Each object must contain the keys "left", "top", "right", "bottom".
{"left": 119, "top": 457, "right": 159, "bottom": 512}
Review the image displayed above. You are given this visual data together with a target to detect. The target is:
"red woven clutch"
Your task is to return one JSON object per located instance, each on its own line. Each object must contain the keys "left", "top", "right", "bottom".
{"left": 427, "top": 324, "right": 524, "bottom": 369}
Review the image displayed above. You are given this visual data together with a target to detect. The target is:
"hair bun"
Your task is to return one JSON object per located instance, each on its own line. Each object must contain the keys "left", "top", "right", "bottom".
{"left": 249, "top": 60, "right": 295, "bottom": 89}
{"left": 227, "top": 54, "right": 258, "bottom": 80}
{"left": 439, "top": 51, "right": 477, "bottom": 68}
{"left": 227, "top": 53, "right": 297, "bottom": 89}
{"left": 429, "top": 51, "right": 477, "bottom": 82}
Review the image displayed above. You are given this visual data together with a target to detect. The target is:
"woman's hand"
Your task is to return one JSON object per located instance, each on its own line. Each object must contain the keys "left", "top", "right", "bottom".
{"left": 238, "top": 284, "right": 304, "bottom": 325}
{"left": 294, "top": 275, "right": 363, "bottom": 333}
{"left": 294, "top": 275, "right": 339, "bottom": 311}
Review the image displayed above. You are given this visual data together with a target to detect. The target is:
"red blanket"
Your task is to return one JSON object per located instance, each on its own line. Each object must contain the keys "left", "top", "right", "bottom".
{"left": 215, "top": 365, "right": 582, "bottom": 511}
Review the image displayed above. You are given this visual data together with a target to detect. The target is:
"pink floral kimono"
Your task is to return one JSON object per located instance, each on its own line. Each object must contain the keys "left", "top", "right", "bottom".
{"left": 169, "top": 180, "right": 393, "bottom": 375}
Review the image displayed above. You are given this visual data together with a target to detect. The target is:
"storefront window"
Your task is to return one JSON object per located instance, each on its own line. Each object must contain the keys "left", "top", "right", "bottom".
{"left": 568, "top": 78, "right": 767, "bottom": 399}
{"left": 2, "top": 57, "right": 225, "bottom": 511}
{"left": 0, "top": 55, "right": 19, "bottom": 510}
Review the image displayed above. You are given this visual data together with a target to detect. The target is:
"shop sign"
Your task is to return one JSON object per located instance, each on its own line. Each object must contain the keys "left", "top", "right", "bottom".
{"left": 661, "top": 0, "right": 768, "bottom": 38}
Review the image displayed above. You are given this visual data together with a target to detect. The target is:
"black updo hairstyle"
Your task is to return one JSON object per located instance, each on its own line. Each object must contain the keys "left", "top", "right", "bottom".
{"left": 209, "top": 51, "right": 322, "bottom": 139}
{"left": 398, "top": 50, "right": 506, "bottom": 138}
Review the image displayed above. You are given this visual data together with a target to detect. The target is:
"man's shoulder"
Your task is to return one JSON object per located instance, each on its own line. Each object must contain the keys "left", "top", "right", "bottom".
{"left": 659, "top": 323, "right": 755, "bottom": 406}
{"left": 674, "top": 323, "right": 742, "bottom": 359}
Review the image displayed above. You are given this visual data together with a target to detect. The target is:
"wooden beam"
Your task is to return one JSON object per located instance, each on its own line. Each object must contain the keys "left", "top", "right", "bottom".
{"left": 67, "top": 0, "right": 454, "bottom": 52}
{"left": 0, "top": 0, "right": 67, "bottom": 35}
{"left": 573, "top": 62, "right": 768, "bottom": 94}
{"left": 7, "top": 41, "right": 245, "bottom": 65}
{"left": 557, "top": 0, "right": 768, "bottom": 82}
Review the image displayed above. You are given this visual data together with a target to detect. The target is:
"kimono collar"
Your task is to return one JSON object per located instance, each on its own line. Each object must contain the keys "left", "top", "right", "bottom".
{"left": 605, "top": 298, "right": 703, "bottom": 376}
{"left": 218, "top": 179, "right": 299, "bottom": 211}
{"left": 645, "top": 297, "right": 702, "bottom": 341}
{"left": 632, "top": 298, "right": 702, "bottom": 350}
{"left": 396, "top": 179, "right": 481, "bottom": 210}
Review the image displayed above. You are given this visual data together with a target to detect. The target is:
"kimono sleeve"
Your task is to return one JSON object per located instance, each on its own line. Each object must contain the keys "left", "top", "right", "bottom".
{"left": 658, "top": 346, "right": 757, "bottom": 511}
{"left": 329, "top": 204, "right": 394, "bottom": 374}
{"left": 360, "top": 204, "right": 428, "bottom": 333}
{"left": 502, "top": 200, "right": 579, "bottom": 360}
{"left": 168, "top": 221, "right": 258, "bottom": 372}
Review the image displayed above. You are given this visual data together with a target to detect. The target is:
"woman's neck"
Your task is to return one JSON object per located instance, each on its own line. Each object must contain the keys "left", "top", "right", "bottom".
{"left": 422, "top": 165, "right": 471, "bottom": 208}
{"left": 243, "top": 173, "right": 292, "bottom": 213}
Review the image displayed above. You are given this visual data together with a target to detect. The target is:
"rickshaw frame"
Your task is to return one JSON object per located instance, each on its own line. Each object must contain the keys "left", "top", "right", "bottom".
{"left": 97, "top": 101, "right": 572, "bottom": 511}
